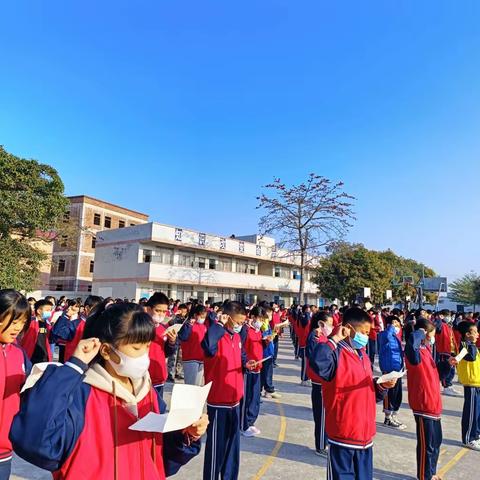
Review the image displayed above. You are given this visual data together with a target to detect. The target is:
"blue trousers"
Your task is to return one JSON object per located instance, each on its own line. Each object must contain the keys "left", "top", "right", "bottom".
{"left": 462, "top": 386, "right": 480, "bottom": 444}
{"left": 203, "top": 404, "right": 240, "bottom": 480}
{"left": 240, "top": 371, "right": 261, "bottom": 431}
{"left": 0, "top": 459, "right": 11, "bottom": 480}
{"left": 154, "top": 384, "right": 164, "bottom": 399}
{"left": 327, "top": 444, "right": 373, "bottom": 480}
{"left": 311, "top": 383, "right": 328, "bottom": 451}
{"left": 299, "top": 347, "right": 309, "bottom": 381}
{"left": 261, "top": 357, "right": 275, "bottom": 393}
{"left": 383, "top": 377, "right": 403, "bottom": 414}
{"left": 273, "top": 336, "right": 279, "bottom": 363}
{"left": 414, "top": 415, "right": 442, "bottom": 480}
{"left": 367, "top": 339, "right": 376, "bottom": 364}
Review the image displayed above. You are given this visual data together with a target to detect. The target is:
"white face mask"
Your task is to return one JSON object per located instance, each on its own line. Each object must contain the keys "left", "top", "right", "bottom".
{"left": 394, "top": 326, "right": 401, "bottom": 335}
{"left": 108, "top": 347, "right": 150, "bottom": 380}
{"left": 196, "top": 317, "right": 206, "bottom": 325}
{"left": 253, "top": 320, "right": 262, "bottom": 330}
{"left": 322, "top": 325, "right": 333, "bottom": 337}
{"left": 429, "top": 336, "right": 436, "bottom": 345}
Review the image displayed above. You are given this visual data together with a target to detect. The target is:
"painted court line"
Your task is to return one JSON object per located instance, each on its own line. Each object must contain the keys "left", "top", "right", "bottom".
{"left": 437, "top": 447, "right": 469, "bottom": 478}
{"left": 252, "top": 398, "right": 287, "bottom": 480}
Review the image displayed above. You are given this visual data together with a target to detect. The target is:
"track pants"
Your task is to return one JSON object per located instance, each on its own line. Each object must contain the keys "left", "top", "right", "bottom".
{"left": 240, "top": 371, "right": 261, "bottom": 431}
{"left": 367, "top": 339, "right": 376, "bottom": 364}
{"left": 414, "top": 415, "right": 442, "bottom": 480}
{"left": 261, "top": 357, "right": 275, "bottom": 393}
{"left": 462, "top": 386, "right": 480, "bottom": 444}
{"left": 327, "top": 444, "right": 373, "bottom": 480}
{"left": 311, "top": 383, "right": 327, "bottom": 451}
{"left": 299, "top": 347, "right": 309, "bottom": 381}
{"left": 383, "top": 377, "right": 403, "bottom": 414}
{"left": 183, "top": 360, "right": 204, "bottom": 385}
{"left": 203, "top": 404, "right": 240, "bottom": 480}
{"left": 0, "top": 459, "right": 11, "bottom": 480}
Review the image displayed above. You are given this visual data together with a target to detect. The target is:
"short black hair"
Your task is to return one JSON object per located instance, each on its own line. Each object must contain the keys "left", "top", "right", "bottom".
{"left": 342, "top": 307, "right": 372, "bottom": 326}
{"left": 385, "top": 315, "right": 400, "bottom": 326}
{"left": 34, "top": 299, "right": 53, "bottom": 314}
{"left": 457, "top": 321, "right": 478, "bottom": 338}
{"left": 146, "top": 292, "right": 169, "bottom": 307}
{"left": 0, "top": 289, "right": 30, "bottom": 334}
{"left": 223, "top": 300, "right": 247, "bottom": 317}
{"left": 414, "top": 318, "right": 435, "bottom": 333}
{"left": 250, "top": 306, "right": 267, "bottom": 319}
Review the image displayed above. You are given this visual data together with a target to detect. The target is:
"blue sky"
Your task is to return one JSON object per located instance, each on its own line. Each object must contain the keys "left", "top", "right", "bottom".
{"left": 1, "top": 1, "right": 479, "bottom": 281}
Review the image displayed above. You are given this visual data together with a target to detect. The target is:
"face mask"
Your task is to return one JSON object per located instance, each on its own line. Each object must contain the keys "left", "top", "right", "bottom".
{"left": 152, "top": 314, "right": 166, "bottom": 325}
{"left": 41, "top": 311, "right": 51, "bottom": 322}
{"left": 108, "top": 347, "right": 150, "bottom": 380}
{"left": 322, "top": 325, "right": 333, "bottom": 337}
{"left": 351, "top": 331, "right": 369, "bottom": 349}
{"left": 196, "top": 317, "right": 206, "bottom": 325}
{"left": 429, "top": 336, "right": 435, "bottom": 345}
{"left": 253, "top": 320, "right": 262, "bottom": 330}
{"left": 232, "top": 324, "right": 243, "bottom": 334}
{"left": 394, "top": 326, "right": 401, "bottom": 335}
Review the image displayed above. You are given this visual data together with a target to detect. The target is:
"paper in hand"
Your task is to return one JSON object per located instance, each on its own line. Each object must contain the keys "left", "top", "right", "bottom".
{"left": 21, "top": 362, "right": 63, "bottom": 393}
{"left": 256, "top": 356, "right": 273, "bottom": 365}
{"left": 376, "top": 370, "right": 406, "bottom": 384}
{"left": 129, "top": 382, "right": 212, "bottom": 433}
{"left": 455, "top": 348, "right": 469, "bottom": 363}
{"left": 165, "top": 323, "right": 183, "bottom": 335}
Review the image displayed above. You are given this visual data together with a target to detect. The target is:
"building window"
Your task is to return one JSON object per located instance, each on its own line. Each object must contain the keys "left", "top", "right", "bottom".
{"left": 220, "top": 238, "right": 226, "bottom": 250}
{"left": 87, "top": 285, "right": 92, "bottom": 292}
{"left": 130, "top": 223, "right": 136, "bottom": 227}
{"left": 58, "top": 259, "right": 66, "bottom": 272}
{"left": 63, "top": 211, "right": 70, "bottom": 223}
{"left": 274, "top": 266, "right": 281, "bottom": 278}
{"left": 93, "top": 213, "right": 101, "bottom": 226}
{"left": 178, "top": 252, "right": 194, "bottom": 267}
{"left": 143, "top": 250, "right": 152, "bottom": 263}
{"left": 55, "top": 284, "right": 63, "bottom": 291}
{"left": 60, "top": 235, "right": 68, "bottom": 247}
{"left": 104, "top": 216, "right": 112, "bottom": 228}
{"left": 218, "top": 258, "right": 232, "bottom": 272}
{"left": 91, "top": 237, "right": 96, "bottom": 249}
{"left": 292, "top": 270, "right": 301, "bottom": 280}
{"left": 209, "top": 259, "right": 216, "bottom": 270}
{"left": 249, "top": 264, "right": 256, "bottom": 275}
{"left": 119, "top": 220, "right": 125, "bottom": 228}
{"left": 199, "top": 233, "right": 206, "bottom": 246}
{"left": 89, "top": 261, "right": 95, "bottom": 273}
{"left": 238, "top": 261, "right": 248, "bottom": 274}
{"left": 175, "top": 228, "right": 183, "bottom": 242}
{"left": 198, "top": 257, "right": 206, "bottom": 269}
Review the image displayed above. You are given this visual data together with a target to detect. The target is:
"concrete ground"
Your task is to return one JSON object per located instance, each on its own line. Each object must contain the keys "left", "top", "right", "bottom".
{"left": 12, "top": 336, "right": 479, "bottom": 479}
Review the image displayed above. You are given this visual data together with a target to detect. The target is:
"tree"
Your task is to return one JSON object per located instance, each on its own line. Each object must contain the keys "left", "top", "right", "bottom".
{"left": 257, "top": 174, "right": 355, "bottom": 303}
{"left": 0, "top": 146, "right": 69, "bottom": 291}
{"left": 315, "top": 242, "right": 437, "bottom": 305}
{"left": 449, "top": 273, "right": 480, "bottom": 312}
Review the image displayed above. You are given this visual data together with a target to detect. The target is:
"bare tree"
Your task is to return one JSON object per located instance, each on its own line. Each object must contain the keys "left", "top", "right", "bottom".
{"left": 257, "top": 174, "right": 355, "bottom": 304}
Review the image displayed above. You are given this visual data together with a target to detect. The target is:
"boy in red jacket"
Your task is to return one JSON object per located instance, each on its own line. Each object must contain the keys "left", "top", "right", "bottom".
{"left": 405, "top": 318, "right": 443, "bottom": 480}
{"left": 202, "top": 301, "right": 256, "bottom": 480}
{"left": 309, "top": 307, "right": 395, "bottom": 479}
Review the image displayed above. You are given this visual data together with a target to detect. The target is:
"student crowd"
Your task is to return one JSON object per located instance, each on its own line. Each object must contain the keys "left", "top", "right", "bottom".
{"left": 0, "top": 289, "right": 479, "bottom": 480}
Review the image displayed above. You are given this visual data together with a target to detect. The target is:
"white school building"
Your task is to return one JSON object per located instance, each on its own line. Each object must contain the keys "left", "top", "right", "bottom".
{"left": 92, "top": 222, "right": 320, "bottom": 305}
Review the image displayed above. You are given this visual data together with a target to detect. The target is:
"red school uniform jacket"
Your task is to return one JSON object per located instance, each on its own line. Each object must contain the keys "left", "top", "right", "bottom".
{"left": 435, "top": 322, "right": 455, "bottom": 355}
{"left": 243, "top": 325, "right": 263, "bottom": 374}
{"left": 179, "top": 322, "right": 207, "bottom": 362}
{"left": 202, "top": 322, "right": 244, "bottom": 406}
{"left": 297, "top": 314, "right": 311, "bottom": 349}
{"left": 306, "top": 331, "right": 328, "bottom": 384}
{"left": 20, "top": 318, "right": 52, "bottom": 362}
{"left": 0, "top": 343, "right": 30, "bottom": 463}
{"left": 405, "top": 331, "right": 442, "bottom": 418}
{"left": 64, "top": 320, "right": 86, "bottom": 363}
{"left": 149, "top": 324, "right": 169, "bottom": 387}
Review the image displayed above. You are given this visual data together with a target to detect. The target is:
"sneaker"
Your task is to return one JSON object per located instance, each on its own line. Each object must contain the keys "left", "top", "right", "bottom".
{"left": 241, "top": 427, "right": 257, "bottom": 437}
{"left": 300, "top": 380, "right": 308, "bottom": 387}
{"left": 443, "top": 386, "right": 462, "bottom": 397}
{"left": 167, "top": 376, "right": 175, "bottom": 383}
{"left": 262, "top": 391, "right": 272, "bottom": 399}
{"left": 270, "top": 392, "right": 282, "bottom": 399}
{"left": 392, "top": 414, "right": 407, "bottom": 430}
{"left": 315, "top": 449, "right": 328, "bottom": 457}
{"left": 250, "top": 426, "right": 261, "bottom": 435}
{"left": 384, "top": 417, "right": 407, "bottom": 430}
{"left": 273, "top": 362, "right": 279, "bottom": 368}
{"left": 465, "top": 440, "right": 480, "bottom": 451}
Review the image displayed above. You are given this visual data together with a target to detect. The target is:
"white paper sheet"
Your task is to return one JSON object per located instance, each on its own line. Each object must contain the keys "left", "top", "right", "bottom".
{"left": 376, "top": 370, "right": 406, "bottom": 384}
{"left": 164, "top": 323, "right": 183, "bottom": 335}
{"left": 129, "top": 382, "right": 212, "bottom": 433}
{"left": 455, "top": 348, "right": 469, "bottom": 363}
{"left": 21, "top": 362, "right": 63, "bottom": 393}
{"left": 256, "top": 356, "right": 272, "bottom": 365}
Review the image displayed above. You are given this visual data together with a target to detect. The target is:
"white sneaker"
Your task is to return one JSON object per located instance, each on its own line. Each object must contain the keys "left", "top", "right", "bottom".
{"left": 443, "top": 386, "right": 462, "bottom": 397}
{"left": 464, "top": 440, "right": 480, "bottom": 451}
{"left": 250, "top": 426, "right": 261, "bottom": 435}
{"left": 242, "top": 427, "right": 257, "bottom": 437}
{"left": 271, "top": 392, "right": 282, "bottom": 399}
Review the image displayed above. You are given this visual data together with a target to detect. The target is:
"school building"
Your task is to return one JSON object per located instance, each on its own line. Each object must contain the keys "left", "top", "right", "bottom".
{"left": 92, "top": 222, "right": 320, "bottom": 305}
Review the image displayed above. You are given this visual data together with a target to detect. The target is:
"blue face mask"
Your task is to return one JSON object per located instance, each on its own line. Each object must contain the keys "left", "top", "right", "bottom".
{"left": 351, "top": 331, "right": 369, "bottom": 349}
{"left": 232, "top": 324, "right": 243, "bottom": 334}
{"left": 41, "top": 311, "right": 51, "bottom": 322}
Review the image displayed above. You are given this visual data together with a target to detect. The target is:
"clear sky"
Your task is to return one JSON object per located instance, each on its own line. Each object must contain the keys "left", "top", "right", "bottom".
{"left": 1, "top": 1, "right": 479, "bottom": 281}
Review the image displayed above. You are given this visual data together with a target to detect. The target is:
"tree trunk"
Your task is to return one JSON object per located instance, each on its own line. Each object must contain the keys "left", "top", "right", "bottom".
{"left": 299, "top": 252, "right": 305, "bottom": 305}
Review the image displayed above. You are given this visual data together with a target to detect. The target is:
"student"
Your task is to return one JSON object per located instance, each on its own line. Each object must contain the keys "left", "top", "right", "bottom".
{"left": 378, "top": 315, "right": 407, "bottom": 430}
{"left": 201, "top": 301, "right": 255, "bottom": 480}
{"left": 178, "top": 304, "right": 207, "bottom": 386}
{"left": 270, "top": 303, "right": 281, "bottom": 367}
{"left": 10, "top": 302, "right": 207, "bottom": 479}
{"left": 240, "top": 306, "right": 265, "bottom": 437}
{"left": 434, "top": 309, "right": 461, "bottom": 396}
{"left": 0, "top": 290, "right": 31, "bottom": 480}
{"left": 452, "top": 321, "right": 480, "bottom": 450}
{"left": 405, "top": 319, "right": 443, "bottom": 480}
{"left": 145, "top": 292, "right": 177, "bottom": 397}
{"left": 52, "top": 296, "right": 103, "bottom": 363}
{"left": 308, "top": 307, "right": 396, "bottom": 480}
{"left": 259, "top": 304, "right": 281, "bottom": 399}
{"left": 306, "top": 311, "right": 333, "bottom": 456}
{"left": 298, "top": 305, "right": 312, "bottom": 386}
{"left": 20, "top": 299, "right": 53, "bottom": 364}
{"left": 167, "top": 304, "right": 188, "bottom": 382}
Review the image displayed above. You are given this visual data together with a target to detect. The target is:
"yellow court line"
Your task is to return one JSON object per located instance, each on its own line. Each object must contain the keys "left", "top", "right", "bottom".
{"left": 439, "top": 448, "right": 447, "bottom": 458}
{"left": 251, "top": 399, "right": 287, "bottom": 480}
{"left": 437, "top": 447, "right": 470, "bottom": 478}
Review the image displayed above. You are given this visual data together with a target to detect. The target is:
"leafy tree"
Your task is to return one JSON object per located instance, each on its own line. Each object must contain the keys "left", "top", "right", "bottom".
{"left": 0, "top": 146, "right": 69, "bottom": 291}
{"left": 449, "top": 273, "right": 480, "bottom": 311}
{"left": 257, "top": 174, "right": 355, "bottom": 303}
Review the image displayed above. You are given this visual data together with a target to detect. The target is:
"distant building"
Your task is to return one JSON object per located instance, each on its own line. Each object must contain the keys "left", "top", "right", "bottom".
{"left": 92, "top": 223, "right": 320, "bottom": 305}
{"left": 48, "top": 195, "right": 149, "bottom": 296}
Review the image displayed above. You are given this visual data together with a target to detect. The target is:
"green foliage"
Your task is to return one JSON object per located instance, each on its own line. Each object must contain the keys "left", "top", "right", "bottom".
{"left": 449, "top": 273, "right": 480, "bottom": 307}
{"left": 315, "top": 242, "right": 437, "bottom": 304}
{"left": 0, "top": 146, "right": 69, "bottom": 291}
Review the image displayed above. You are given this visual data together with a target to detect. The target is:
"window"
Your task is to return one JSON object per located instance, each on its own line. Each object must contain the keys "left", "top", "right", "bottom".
{"left": 55, "top": 284, "right": 63, "bottom": 291}
{"left": 104, "top": 216, "right": 112, "bottom": 228}
{"left": 150, "top": 249, "right": 173, "bottom": 265}
{"left": 198, "top": 257, "right": 206, "bottom": 269}
{"left": 178, "top": 252, "right": 194, "bottom": 267}
{"left": 87, "top": 285, "right": 92, "bottom": 292}
{"left": 63, "top": 211, "right": 70, "bottom": 223}
{"left": 130, "top": 223, "right": 136, "bottom": 227}
{"left": 274, "top": 266, "right": 281, "bottom": 278}
{"left": 292, "top": 270, "right": 300, "bottom": 280}
{"left": 89, "top": 261, "right": 95, "bottom": 273}
{"left": 143, "top": 250, "right": 152, "bottom": 263}
{"left": 58, "top": 259, "right": 66, "bottom": 272}
{"left": 249, "top": 264, "right": 256, "bottom": 275}
{"left": 91, "top": 237, "right": 96, "bottom": 249}
{"left": 238, "top": 262, "right": 248, "bottom": 274}
{"left": 209, "top": 259, "right": 216, "bottom": 270}
{"left": 218, "top": 258, "right": 232, "bottom": 272}
{"left": 119, "top": 220, "right": 125, "bottom": 228}
{"left": 93, "top": 213, "right": 101, "bottom": 226}
{"left": 60, "top": 235, "right": 68, "bottom": 247}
